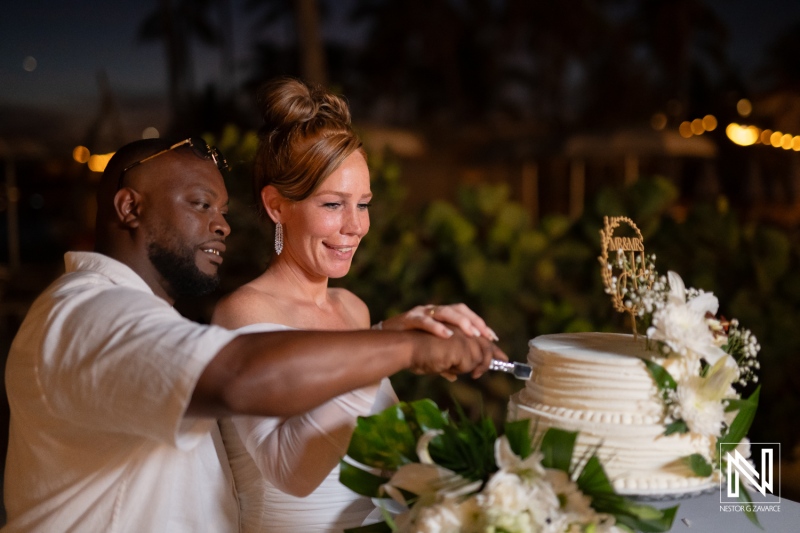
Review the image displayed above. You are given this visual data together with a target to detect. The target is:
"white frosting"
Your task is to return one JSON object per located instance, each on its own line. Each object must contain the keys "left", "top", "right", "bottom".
{"left": 508, "top": 332, "right": 716, "bottom": 495}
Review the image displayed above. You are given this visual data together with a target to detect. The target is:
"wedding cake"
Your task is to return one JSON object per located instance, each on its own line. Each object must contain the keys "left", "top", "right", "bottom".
{"left": 507, "top": 332, "right": 717, "bottom": 495}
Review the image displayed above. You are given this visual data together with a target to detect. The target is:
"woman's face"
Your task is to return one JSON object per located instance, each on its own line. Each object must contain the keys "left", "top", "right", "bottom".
{"left": 282, "top": 151, "right": 371, "bottom": 280}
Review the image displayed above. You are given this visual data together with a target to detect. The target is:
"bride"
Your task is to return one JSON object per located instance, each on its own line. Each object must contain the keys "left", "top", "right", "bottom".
{"left": 212, "top": 78, "right": 498, "bottom": 532}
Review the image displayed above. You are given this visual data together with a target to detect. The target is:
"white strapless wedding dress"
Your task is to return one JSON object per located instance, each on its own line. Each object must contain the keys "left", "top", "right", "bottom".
{"left": 219, "top": 323, "right": 398, "bottom": 532}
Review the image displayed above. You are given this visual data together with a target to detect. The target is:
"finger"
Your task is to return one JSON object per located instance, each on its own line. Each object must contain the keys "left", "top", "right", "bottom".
{"left": 423, "top": 319, "right": 454, "bottom": 339}
{"left": 431, "top": 304, "right": 498, "bottom": 341}
{"left": 380, "top": 306, "right": 440, "bottom": 333}
{"left": 440, "top": 372, "right": 457, "bottom": 382}
{"left": 468, "top": 340, "right": 494, "bottom": 379}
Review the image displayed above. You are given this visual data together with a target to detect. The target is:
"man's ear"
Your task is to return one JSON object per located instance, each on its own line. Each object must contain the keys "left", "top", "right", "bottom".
{"left": 113, "top": 188, "right": 143, "bottom": 228}
{"left": 261, "top": 185, "right": 288, "bottom": 224}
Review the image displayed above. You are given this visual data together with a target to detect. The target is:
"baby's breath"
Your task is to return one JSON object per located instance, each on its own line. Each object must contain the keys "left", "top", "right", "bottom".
{"left": 610, "top": 252, "right": 760, "bottom": 450}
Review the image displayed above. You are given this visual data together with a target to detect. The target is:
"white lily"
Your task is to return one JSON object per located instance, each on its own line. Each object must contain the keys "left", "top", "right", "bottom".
{"left": 494, "top": 436, "right": 546, "bottom": 479}
{"left": 381, "top": 429, "right": 479, "bottom": 507}
{"left": 647, "top": 271, "right": 727, "bottom": 365}
{"left": 675, "top": 355, "right": 740, "bottom": 437}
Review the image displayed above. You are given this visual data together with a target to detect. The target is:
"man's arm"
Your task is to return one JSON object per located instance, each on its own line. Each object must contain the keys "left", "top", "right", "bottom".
{"left": 188, "top": 329, "right": 503, "bottom": 418}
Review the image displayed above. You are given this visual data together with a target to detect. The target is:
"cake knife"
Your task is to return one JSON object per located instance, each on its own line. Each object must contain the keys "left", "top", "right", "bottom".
{"left": 488, "top": 359, "right": 532, "bottom": 380}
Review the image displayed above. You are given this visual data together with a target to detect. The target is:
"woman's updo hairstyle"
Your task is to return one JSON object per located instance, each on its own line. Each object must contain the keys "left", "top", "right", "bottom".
{"left": 254, "top": 77, "right": 364, "bottom": 216}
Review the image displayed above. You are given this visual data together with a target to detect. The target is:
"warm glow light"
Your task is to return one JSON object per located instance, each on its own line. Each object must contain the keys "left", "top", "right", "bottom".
{"left": 691, "top": 118, "right": 704, "bottom": 135}
{"left": 737, "top": 98, "right": 753, "bottom": 117}
{"left": 793, "top": 136, "right": 800, "bottom": 151}
{"left": 771, "top": 131, "right": 783, "bottom": 147}
{"left": 782, "top": 134, "right": 793, "bottom": 149}
{"left": 88, "top": 153, "right": 114, "bottom": 173}
{"left": 651, "top": 112, "right": 667, "bottom": 131}
{"left": 702, "top": 115, "right": 718, "bottom": 131}
{"left": 142, "top": 127, "right": 159, "bottom": 139}
{"left": 679, "top": 121, "right": 693, "bottom": 138}
{"left": 760, "top": 129, "right": 773, "bottom": 144}
{"left": 726, "top": 123, "right": 759, "bottom": 146}
{"left": 72, "top": 146, "right": 90, "bottom": 164}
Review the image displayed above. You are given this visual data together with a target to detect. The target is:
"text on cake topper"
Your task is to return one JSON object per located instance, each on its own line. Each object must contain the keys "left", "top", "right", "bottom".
{"left": 598, "top": 216, "right": 651, "bottom": 332}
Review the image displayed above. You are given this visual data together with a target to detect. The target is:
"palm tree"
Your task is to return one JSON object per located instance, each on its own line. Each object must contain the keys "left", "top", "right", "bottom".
{"left": 138, "top": 0, "right": 225, "bottom": 128}
{"left": 246, "top": 0, "right": 328, "bottom": 86}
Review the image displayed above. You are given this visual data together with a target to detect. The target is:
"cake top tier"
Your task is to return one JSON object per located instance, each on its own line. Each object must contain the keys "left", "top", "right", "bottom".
{"left": 529, "top": 332, "right": 653, "bottom": 364}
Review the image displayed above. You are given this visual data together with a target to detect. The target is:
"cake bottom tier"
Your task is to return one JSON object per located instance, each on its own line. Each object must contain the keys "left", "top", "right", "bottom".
{"left": 508, "top": 393, "right": 717, "bottom": 496}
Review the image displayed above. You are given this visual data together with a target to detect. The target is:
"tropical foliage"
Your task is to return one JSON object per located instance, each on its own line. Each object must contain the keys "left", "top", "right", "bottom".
{"left": 339, "top": 399, "right": 676, "bottom": 532}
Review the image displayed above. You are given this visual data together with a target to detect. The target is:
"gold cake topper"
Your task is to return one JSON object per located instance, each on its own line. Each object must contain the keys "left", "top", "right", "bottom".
{"left": 598, "top": 216, "right": 651, "bottom": 332}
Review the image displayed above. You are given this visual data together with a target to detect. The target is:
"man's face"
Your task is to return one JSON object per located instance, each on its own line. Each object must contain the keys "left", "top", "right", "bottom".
{"left": 133, "top": 150, "right": 230, "bottom": 299}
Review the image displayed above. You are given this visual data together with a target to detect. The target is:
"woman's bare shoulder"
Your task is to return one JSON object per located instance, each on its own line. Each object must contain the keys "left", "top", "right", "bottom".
{"left": 329, "top": 287, "right": 370, "bottom": 328}
{"left": 212, "top": 284, "right": 284, "bottom": 329}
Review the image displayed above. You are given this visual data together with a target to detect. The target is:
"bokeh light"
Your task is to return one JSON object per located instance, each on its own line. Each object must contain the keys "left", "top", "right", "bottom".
{"left": 72, "top": 146, "right": 90, "bottom": 164}
{"left": 725, "top": 123, "right": 759, "bottom": 146}
{"left": 650, "top": 113, "right": 667, "bottom": 131}
{"left": 88, "top": 153, "right": 114, "bottom": 173}
{"left": 690, "top": 118, "right": 704, "bottom": 135}
{"left": 142, "top": 127, "right": 160, "bottom": 139}
{"left": 679, "top": 121, "right": 693, "bottom": 138}
{"left": 737, "top": 98, "right": 752, "bottom": 117}
{"left": 702, "top": 115, "right": 717, "bottom": 131}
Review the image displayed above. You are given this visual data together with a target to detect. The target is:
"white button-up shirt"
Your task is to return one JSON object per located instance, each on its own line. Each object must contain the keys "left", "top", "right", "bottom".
{"left": 4, "top": 252, "right": 241, "bottom": 532}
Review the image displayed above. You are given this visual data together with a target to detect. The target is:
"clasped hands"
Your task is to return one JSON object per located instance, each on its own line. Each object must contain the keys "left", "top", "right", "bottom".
{"left": 379, "top": 303, "right": 505, "bottom": 381}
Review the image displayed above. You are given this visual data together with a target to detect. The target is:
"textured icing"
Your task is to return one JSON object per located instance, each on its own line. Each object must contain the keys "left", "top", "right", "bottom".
{"left": 508, "top": 332, "right": 716, "bottom": 495}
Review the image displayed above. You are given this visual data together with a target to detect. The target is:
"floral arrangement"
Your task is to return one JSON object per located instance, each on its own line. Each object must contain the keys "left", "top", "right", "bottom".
{"left": 339, "top": 399, "right": 676, "bottom": 533}
{"left": 606, "top": 248, "right": 761, "bottom": 526}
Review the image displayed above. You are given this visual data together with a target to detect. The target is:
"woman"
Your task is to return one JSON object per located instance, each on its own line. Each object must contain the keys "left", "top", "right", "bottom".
{"left": 213, "top": 78, "right": 497, "bottom": 532}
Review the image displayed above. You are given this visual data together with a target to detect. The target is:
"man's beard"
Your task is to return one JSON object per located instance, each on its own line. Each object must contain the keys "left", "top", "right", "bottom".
{"left": 147, "top": 240, "right": 220, "bottom": 299}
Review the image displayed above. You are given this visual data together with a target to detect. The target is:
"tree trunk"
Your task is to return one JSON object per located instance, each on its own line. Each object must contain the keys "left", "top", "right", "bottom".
{"left": 293, "top": 0, "right": 327, "bottom": 87}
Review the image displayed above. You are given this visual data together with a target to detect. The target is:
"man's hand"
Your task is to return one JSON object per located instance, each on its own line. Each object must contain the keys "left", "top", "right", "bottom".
{"left": 408, "top": 329, "right": 507, "bottom": 379}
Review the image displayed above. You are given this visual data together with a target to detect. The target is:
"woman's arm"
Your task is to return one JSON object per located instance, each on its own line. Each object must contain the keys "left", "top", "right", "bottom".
{"left": 231, "top": 378, "right": 395, "bottom": 496}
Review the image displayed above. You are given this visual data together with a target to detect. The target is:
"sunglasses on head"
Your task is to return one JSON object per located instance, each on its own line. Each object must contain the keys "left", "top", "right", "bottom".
{"left": 117, "top": 137, "right": 228, "bottom": 190}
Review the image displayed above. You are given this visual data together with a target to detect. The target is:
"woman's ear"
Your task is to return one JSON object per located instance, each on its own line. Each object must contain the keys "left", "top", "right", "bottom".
{"left": 261, "top": 185, "right": 287, "bottom": 224}
{"left": 113, "top": 188, "right": 142, "bottom": 228}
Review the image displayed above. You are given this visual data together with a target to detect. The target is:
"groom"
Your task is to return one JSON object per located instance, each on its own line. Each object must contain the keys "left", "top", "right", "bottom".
{"left": 2, "top": 138, "right": 504, "bottom": 532}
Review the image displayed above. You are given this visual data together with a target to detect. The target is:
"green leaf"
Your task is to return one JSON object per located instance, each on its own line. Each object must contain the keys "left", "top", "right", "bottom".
{"left": 409, "top": 399, "right": 449, "bottom": 433}
{"left": 642, "top": 358, "right": 677, "bottom": 392}
{"left": 428, "top": 417, "right": 497, "bottom": 482}
{"left": 736, "top": 480, "right": 764, "bottom": 530}
{"left": 576, "top": 456, "right": 615, "bottom": 495}
{"left": 719, "top": 386, "right": 760, "bottom": 458}
{"left": 539, "top": 428, "right": 577, "bottom": 472}
{"left": 338, "top": 460, "right": 390, "bottom": 498}
{"left": 683, "top": 453, "right": 713, "bottom": 476}
{"left": 664, "top": 420, "right": 689, "bottom": 435}
{"left": 504, "top": 419, "right": 532, "bottom": 459}
{"left": 346, "top": 404, "right": 418, "bottom": 469}
{"left": 614, "top": 504, "right": 678, "bottom": 533}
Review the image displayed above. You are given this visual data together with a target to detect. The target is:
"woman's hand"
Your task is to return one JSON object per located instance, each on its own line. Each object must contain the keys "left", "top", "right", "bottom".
{"left": 375, "top": 303, "right": 500, "bottom": 382}
{"left": 378, "top": 303, "right": 499, "bottom": 341}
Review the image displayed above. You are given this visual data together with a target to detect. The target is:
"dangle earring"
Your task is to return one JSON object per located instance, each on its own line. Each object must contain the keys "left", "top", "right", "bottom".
{"left": 274, "top": 222, "right": 284, "bottom": 255}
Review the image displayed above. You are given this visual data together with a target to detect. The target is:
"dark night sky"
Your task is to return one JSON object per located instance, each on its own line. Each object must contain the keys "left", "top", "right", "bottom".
{"left": 1, "top": 0, "right": 800, "bottom": 148}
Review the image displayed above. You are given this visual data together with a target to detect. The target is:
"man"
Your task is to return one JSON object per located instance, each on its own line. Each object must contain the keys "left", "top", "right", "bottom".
{"left": 3, "top": 138, "right": 504, "bottom": 532}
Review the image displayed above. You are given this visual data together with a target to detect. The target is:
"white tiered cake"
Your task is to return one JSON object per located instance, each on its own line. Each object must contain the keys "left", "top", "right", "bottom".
{"left": 508, "top": 332, "right": 717, "bottom": 496}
